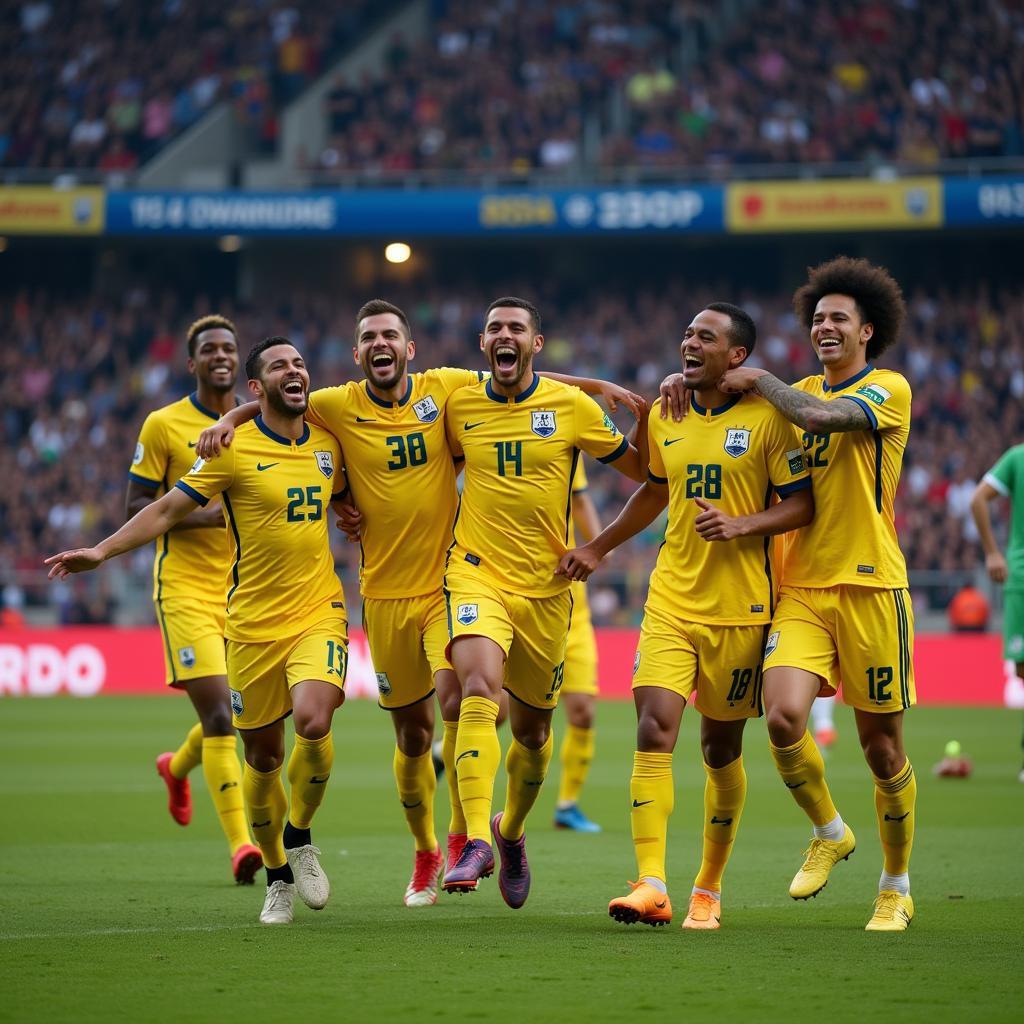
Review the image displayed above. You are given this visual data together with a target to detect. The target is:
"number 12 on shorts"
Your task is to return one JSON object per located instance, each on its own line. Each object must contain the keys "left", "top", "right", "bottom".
{"left": 866, "top": 665, "right": 893, "bottom": 702}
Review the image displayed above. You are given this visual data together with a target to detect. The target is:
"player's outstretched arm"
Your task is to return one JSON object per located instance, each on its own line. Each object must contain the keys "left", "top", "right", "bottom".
{"left": 542, "top": 372, "right": 646, "bottom": 420}
{"left": 194, "top": 401, "right": 259, "bottom": 458}
{"left": 970, "top": 480, "right": 1009, "bottom": 583}
{"left": 718, "top": 368, "right": 870, "bottom": 433}
{"left": 694, "top": 486, "right": 814, "bottom": 543}
{"left": 556, "top": 480, "right": 668, "bottom": 582}
{"left": 125, "top": 478, "right": 224, "bottom": 531}
{"left": 45, "top": 487, "right": 200, "bottom": 579}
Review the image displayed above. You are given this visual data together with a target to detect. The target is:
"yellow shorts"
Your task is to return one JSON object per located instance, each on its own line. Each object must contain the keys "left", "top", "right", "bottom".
{"left": 561, "top": 581, "right": 598, "bottom": 697}
{"left": 155, "top": 597, "right": 226, "bottom": 688}
{"left": 226, "top": 615, "right": 348, "bottom": 730}
{"left": 633, "top": 604, "right": 766, "bottom": 720}
{"left": 764, "top": 585, "right": 916, "bottom": 712}
{"left": 363, "top": 591, "right": 452, "bottom": 710}
{"left": 444, "top": 573, "right": 572, "bottom": 710}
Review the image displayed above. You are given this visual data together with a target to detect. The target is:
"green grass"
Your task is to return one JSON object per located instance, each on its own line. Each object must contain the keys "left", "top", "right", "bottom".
{"left": 1, "top": 697, "right": 1022, "bottom": 1024}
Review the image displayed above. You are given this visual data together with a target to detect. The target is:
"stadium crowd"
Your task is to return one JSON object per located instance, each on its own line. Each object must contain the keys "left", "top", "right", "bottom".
{"left": 2, "top": 277, "right": 1013, "bottom": 623}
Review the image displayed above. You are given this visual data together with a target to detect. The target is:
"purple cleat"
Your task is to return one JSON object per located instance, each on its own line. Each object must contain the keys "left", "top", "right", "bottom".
{"left": 491, "top": 813, "right": 531, "bottom": 909}
{"left": 442, "top": 837, "right": 494, "bottom": 894}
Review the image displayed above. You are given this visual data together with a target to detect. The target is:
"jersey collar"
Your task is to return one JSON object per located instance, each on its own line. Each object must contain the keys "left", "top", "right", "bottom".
{"left": 365, "top": 376, "right": 413, "bottom": 408}
{"left": 254, "top": 414, "right": 310, "bottom": 447}
{"left": 485, "top": 373, "right": 540, "bottom": 404}
{"left": 690, "top": 393, "right": 742, "bottom": 416}
{"left": 822, "top": 364, "right": 873, "bottom": 392}
{"left": 189, "top": 391, "right": 221, "bottom": 421}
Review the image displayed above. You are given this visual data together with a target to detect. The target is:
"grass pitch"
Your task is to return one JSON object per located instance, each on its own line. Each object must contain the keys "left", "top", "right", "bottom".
{"left": 1, "top": 696, "right": 1021, "bottom": 1024}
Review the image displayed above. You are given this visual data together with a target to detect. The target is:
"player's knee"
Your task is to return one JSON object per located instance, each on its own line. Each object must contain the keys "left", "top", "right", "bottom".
{"left": 765, "top": 705, "right": 803, "bottom": 746}
{"left": 513, "top": 719, "right": 550, "bottom": 749}
{"left": 293, "top": 708, "right": 334, "bottom": 740}
{"left": 246, "top": 747, "right": 283, "bottom": 773}
{"left": 461, "top": 671, "right": 500, "bottom": 701}
{"left": 860, "top": 731, "right": 903, "bottom": 779}
{"left": 395, "top": 719, "right": 433, "bottom": 756}
{"left": 636, "top": 712, "right": 673, "bottom": 753}
{"left": 701, "top": 736, "right": 741, "bottom": 767}
{"left": 199, "top": 706, "right": 234, "bottom": 736}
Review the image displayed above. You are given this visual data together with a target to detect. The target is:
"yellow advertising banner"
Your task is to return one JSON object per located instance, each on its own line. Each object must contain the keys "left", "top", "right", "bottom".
{"left": 726, "top": 178, "right": 942, "bottom": 232}
{"left": 0, "top": 186, "right": 105, "bottom": 234}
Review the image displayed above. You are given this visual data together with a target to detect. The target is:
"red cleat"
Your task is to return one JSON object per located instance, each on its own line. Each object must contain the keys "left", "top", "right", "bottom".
{"left": 232, "top": 843, "right": 263, "bottom": 885}
{"left": 156, "top": 752, "right": 192, "bottom": 826}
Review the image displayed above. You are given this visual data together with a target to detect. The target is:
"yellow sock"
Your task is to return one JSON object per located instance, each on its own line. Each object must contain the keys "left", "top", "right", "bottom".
{"left": 455, "top": 696, "right": 501, "bottom": 842}
{"left": 694, "top": 756, "right": 747, "bottom": 893}
{"left": 242, "top": 762, "right": 287, "bottom": 869}
{"left": 201, "top": 736, "right": 250, "bottom": 854}
{"left": 287, "top": 732, "right": 334, "bottom": 830}
{"left": 631, "top": 751, "right": 674, "bottom": 884}
{"left": 501, "top": 731, "right": 554, "bottom": 841}
{"left": 169, "top": 722, "right": 203, "bottom": 778}
{"left": 874, "top": 759, "right": 916, "bottom": 874}
{"left": 556, "top": 724, "right": 595, "bottom": 806}
{"left": 442, "top": 720, "right": 467, "bottom": 835}
{"left": 770, "top": 731, "right": 838, "bottom": 827}
{"left": 394, "top": 747, "right": 438, "bottom": 852}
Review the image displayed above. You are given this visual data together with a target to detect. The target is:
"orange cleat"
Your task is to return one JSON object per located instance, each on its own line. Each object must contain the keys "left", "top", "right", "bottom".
{"left": 608, "top": 881, "right": 672, "bottom": 927}
{"left": 156, "top": 752, "right": 192, "bottom": 826}
{"left": 232, "top": 843, "right": 263, "bottom": 885}
{"left": 814, "top": 727, "right": 838, "bottom": 750}
{"left": 682, "top": 892, "right": 721, "bottom": 930}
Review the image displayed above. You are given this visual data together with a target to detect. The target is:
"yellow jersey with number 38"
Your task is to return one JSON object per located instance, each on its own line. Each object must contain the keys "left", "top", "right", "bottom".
{"left": 781, "top": 366, "right": 910, "bottom": 590}
{"left": 647, "top": 393, "right": 810, "bottom": 625}
{"left": 176, "top": 416, "right": 347, "bottom": 642}
{"left": 445, "top": 375, "right": 629, "bottom": 598}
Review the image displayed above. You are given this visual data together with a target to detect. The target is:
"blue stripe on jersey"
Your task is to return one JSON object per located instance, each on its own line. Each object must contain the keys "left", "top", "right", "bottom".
{"left": 775, "top": 476, "right": 812, "bottom": 497}
{"left": 597, "top": 436, "right": 629, "bottom": 464}
{"left": 842, "top": 395, "right": 878, "bottom": 429}
{"left": 175, "top": 481, "right": 209, "bottom": 506}
{"left": 128, "top": 471, "right": 161, "bottom": 488}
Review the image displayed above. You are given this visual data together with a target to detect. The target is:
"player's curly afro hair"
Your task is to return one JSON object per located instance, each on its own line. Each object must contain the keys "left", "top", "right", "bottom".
{"left": 793, "top": 256, "right": 905, "bottom": 360}
{"left": 186, "top": 314, "right": 237, "bottom": 357}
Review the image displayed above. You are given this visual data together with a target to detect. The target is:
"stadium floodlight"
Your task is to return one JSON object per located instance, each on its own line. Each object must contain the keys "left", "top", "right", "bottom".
{"left": 218, "top": 235, "right": 242, "bottom": 253}
{"left": 385, "top": 242, "right": 412, "bottom": 264}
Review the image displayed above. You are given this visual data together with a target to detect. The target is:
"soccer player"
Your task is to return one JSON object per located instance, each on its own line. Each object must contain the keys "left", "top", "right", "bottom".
{"left": 47, "top": 338, "right": 350, "bottom": 926}
{"left": 441, "top": 296, "right": 647, "bottom": 908}
{"left": 559, "top": 303, "right": 813, "bottom": 930}
{"left": 704, "top": 257, "right": 917, "bottom": 932}
{"left": 553, "top": 462, "right": 604, "bottom": 833}
{"left": 126, "top": 314, "right": 261, "bottom": 884}
{"left": 970, "top": 446, "right": 1024, "bottom": 781}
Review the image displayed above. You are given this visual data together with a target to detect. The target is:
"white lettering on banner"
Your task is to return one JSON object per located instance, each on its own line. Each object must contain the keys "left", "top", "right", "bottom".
{"left": 0, "top": 644, "right": 106, "bottom": 696}
{"left": 594, "top": 190, "right": 704, "bottom": 230}
{"left": 129, "top": 196, "right": 337, "bottom": 231}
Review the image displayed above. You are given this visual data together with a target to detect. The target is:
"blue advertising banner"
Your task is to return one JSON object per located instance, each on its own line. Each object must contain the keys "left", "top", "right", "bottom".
{"left": 104, "top": 187, "right": 724, "bottom": 236}
{"left": 943, "top": 176, "right": 1024, "bottom": 227}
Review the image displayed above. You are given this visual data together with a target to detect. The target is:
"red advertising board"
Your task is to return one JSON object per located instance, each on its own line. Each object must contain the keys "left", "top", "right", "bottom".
{"left": 0, "top": 627, "right": 1019, "bottom": 707}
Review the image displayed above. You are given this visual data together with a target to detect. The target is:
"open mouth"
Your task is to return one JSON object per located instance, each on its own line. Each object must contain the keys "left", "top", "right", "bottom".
{"left": 370, "top": 350, "right": 395, "bottom": 372}
{"left": 817, "top": 336, "right": 842, "bottom": 353}
{"left": 211, "top": 366, "right": 233, "bottom": 378}
{"left": 494, "top": 345, "right": 518, "bottom": 372}
{"left": 282, "top": 379, "right": 305, "bottom": 398}
{"left": 683, "top": 352, "right": 704, "bottom": 375}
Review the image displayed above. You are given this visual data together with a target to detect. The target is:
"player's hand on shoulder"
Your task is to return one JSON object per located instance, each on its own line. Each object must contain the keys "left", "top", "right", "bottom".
{"left": 985, "top": 551, "right": 1009, "bottom": 584}
{"left": 43, "top": 547, "right": 105, "bottom": 579}
{"left": 658, "top": 373, "right": 689, "bottom": 421}
{"left": 555, "top": 544, "right": 602, "bottom": 582}
{"left": 334, "top": 502, "right": 363, "bottom": 543}
{"left": 195, "top": 421, "right": 234, "bottom": 459}
{"left": 598, "top": 381, "right": 647, "bottom": 420}
{"left": 718, "top": 367, "right": 766, "bottom": 394}
{"left": 693, "top": 498, "right": 746, "bottom": 542}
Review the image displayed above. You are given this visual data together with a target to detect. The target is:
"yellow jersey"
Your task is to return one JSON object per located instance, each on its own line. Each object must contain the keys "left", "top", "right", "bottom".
{"left": 129, "top": 392, "right": 233, "bottom": 604}
{"left": 305, "top": 368, "right": 484, "bottom": 599}
{"left": 647, "top": 393, "right": 810, "bottom": 625}
{"left": 176, "top": 415, "right": 347, "bottom": 642}
{"left": 569, "top": 460, "right": 591, "bottom": 617}
{"left": 782, "top": 366, "right": 910, "bottom": 590}
{"left": 446, "top": 375, "right": 629, "bottom": 597}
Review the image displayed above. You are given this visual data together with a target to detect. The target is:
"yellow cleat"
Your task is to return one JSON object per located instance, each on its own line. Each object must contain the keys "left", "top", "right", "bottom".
{"left": 788, "top": 825, "right": 856, "bottom": 899}
{"left": 865, "top": 891, "right": 914, "bottom": 931}
{"left": 608, "top": 881, "right": 672, "bottom": 927}
{"left": 682, "top": 892, "right": 721, "bottom": 930}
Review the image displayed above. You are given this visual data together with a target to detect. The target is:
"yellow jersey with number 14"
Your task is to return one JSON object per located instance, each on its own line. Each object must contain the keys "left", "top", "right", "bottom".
{"left": 445, "top": 375, "right": 628, "bottom": 598}
{"left": 176, "top": 416, "right": 347, "bottom": 642}
{"left": 781, "top": 366, "right": 910, "bottom": 590}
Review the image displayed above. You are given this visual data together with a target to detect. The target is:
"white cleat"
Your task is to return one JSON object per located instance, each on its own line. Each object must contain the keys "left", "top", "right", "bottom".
{"left": 259, "top": 880, "right": 295, "bottom": 925}
{"left": 404, "top": 847, "right": 444, "bottom": 907}
{"left": 286, "top": 845, "right": 330, "bottom": 910}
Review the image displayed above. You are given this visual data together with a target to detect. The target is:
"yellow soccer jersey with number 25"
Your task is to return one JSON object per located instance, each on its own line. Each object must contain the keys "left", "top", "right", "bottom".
{"left": 647, "top": 393, "right": 810, "bottom": 625}
{"left": 176, "top": 415, "right": 347, "bottom": 642}
{"left": 446, "top": 375, "right": 629, "bottom": 598}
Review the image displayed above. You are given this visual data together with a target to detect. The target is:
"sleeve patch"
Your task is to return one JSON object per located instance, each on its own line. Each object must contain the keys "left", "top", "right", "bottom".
{"left": 189, "top": 457, "right": 206, "bottom": 474}
{"left": 132, "top": 441, "right": 144, "bottom": 465}
{"left": 786, "top": 449, "right": 805, "bottom": 476}
{"left": 855, "top": 384, "right": 891, "bottom": 405}
{"left": 601, "top": 413, "right": 620, "bottom": 437}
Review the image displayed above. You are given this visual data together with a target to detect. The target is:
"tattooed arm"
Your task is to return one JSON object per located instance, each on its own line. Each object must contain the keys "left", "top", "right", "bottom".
{"left": 718, "top": 367, "right": 871, "bottom": 433}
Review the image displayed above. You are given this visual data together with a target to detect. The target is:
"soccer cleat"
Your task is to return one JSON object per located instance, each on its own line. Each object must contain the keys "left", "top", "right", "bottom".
{"left": 788, "top": 825, "right": 856, "bottom": 900}
{"left": 155, "top": 752, "right": 192, "bottom": 826}
{"left": 231, "top": 843, "right": 263, "bottom": 886}
{"left": 865, "top": 891, "right": 914, "bottom": 931}
{"left": 682, "top": 892, "right": 721, "bottom": 930}
{"left": 259, "top": 880, "right": 295, "bottom": 925}
{"left": 404, "top": 847, "right": 444, "bottom": 907}
{"left": 608, "top": 881, "right": 672, "bottom": 927}
{"left": 553, "top": 803, "right": 602, "bottom": 833}
{"left": 431, "top": 739, "right": 445, "bottom": 779}
{"left": 285, "top": 844, "right": 330, "bottom": 910}
{"left": 442, "top": 838, "right": 494, "bottom": 894}
{"left": 446, "top": 833, "right": 470, "bottom": 875}
{"left": 814, "top": 726, "right": 838, "bottom": 750}
{"left": 491, "top": 813, "right": 531, "bottom": 909}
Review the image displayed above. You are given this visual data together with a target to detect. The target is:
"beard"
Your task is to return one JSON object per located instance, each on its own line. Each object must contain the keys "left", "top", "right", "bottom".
{"left": 363, "top": 355, "right": 407, "bottom": 391}
{"left": 264, "top": 386, "right": 307, "bottom": 417}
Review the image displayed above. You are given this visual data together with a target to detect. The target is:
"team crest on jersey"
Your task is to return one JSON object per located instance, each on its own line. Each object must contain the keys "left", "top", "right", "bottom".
{"left": 314, "top": 450, "right": 335, "bottom": 479}
{"left": 189, "top": 456, "right": 205, "bottom": 474}
{"left": 764, "top": 631, "right": 780, "bottom": 658}
{"left": 230, "top": 688, "right": 244, "bottom": 715}
{"left": 132, "top": 442, "right": 144, "bottom": 465}
{"left": 633, "top": 652, "right": 641, "bottom": 675}
{"left": 724, "top": 428, "right": 750, "bottom": 458}
{"left": 413, "top": 396, "right": 439, "bottom": 423}
{"left": 375, "top": 672, "right": 392, "bottom": 697}
{"left": 531, "top": 410, "right": 557, "bottom": 438}
{"left": 178, "top": 646, "right": 196, "bottom": 669}
{"left": 457, "top": 603, "right": 479, "bottom": 625}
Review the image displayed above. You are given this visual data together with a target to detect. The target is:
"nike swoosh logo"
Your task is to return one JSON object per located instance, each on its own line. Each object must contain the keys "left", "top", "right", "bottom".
{"left": 784, "top": 781, "right": 806, "bottom": 789}
{"left": 884, "top": 811, "right": 910, "bottom": 822}
{"left": 401, "top": 800, "right": 422, "bottom": 809}
{"left": 663, "top": 437, "right": 685, "bottom": 446}
{"left": 252, "top": 819, "right": 271, "bottom": 828}
{"left": 219, "top": 781, "right": 238, "bottom": 792}
{"left": 187, "top": 441, "right": 197, "bottom": 448}
{"left": 455, "top": 749, "right": 479, "bottom": 764}
{"left": 310, "top": 775, "right": 329, "bottom": 785}
{"left": 524, "top": 780, "right": 544, "bottom": 787}
{"left": 655, "top": 899, "right": 667, "bottom": 908}
{"left": 464, "top": 421, "right": 485, "bottom": 431}
{"left": 710, "top": 816, "right": 733, "bottom": 825}
{"left": 256, "top": 462, "right": 279, "bottom": 472}
{"left": 632, "top": 799, "right": 654, "bottom": 807}
{"left": 356, "top": 416, "right": 376, "bottom": 423}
